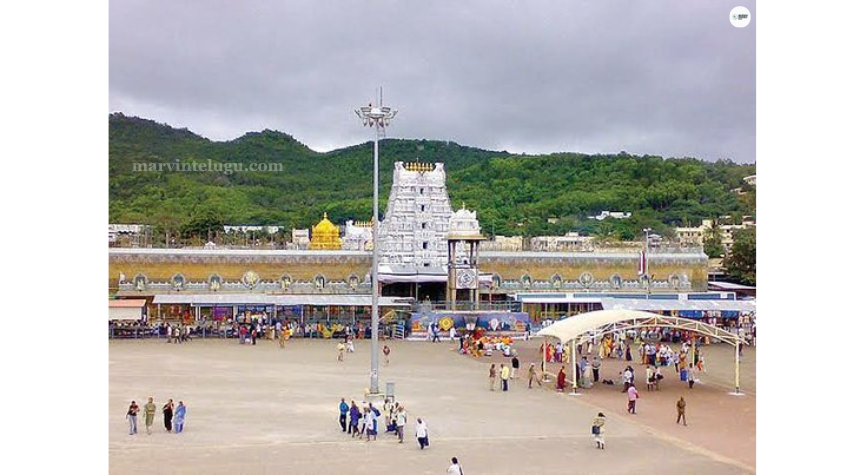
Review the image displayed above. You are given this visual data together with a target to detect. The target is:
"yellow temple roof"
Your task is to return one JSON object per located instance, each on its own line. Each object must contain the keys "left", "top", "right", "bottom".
{"left": 312, "top": 212, "right": 339, "bottom": 234}
{"left": 310, "top": 212, "right": 341, "bottom": 250}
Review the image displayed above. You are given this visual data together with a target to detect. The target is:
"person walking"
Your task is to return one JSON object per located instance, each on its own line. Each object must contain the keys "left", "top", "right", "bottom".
{"left": 365, "top": 404, "right": 380, "bottom": 441}
{"left": 591, "top": 357, "right": 601, "bottom": 383}
{"left": 396, "top": 405, "right": 407, "bottom": 443}
{"left": 173, "top": 401, "right": 186, "bottom": 433}
{"left": 126, "top": 401, "right": 139, "bottom": 435}
{"left": 416, "top": 418, "right": 430, "bottom": 450}
{"left": 556, "top": 366, "right": 567, "bottom": 392}
{"left": 500, "top": 364, "right": 510, "bottom": 392}
{"left": 592, "top": 412, "right": 606, "bottom": 449}
{"left": 143, "top": 397, "right": 156, "bottom": 435}
{"left": 489, "top": 364, "right": 497, "bottom": 391}
{"left": 349, "top": 401, "right": 361, "bottom": 438}
{"left": 646, "top": 365, "right": 656, "bottom": 391}
{"left": 511, "top": 355, "right": 520, "bottom": 379}
{"left": 447, "top": 457, "right": 464, "bottom": 475}
{"left": 339, "top": 398, "right": 349, "bottom": 433}
{"left": 687, "top": 364, "right": 695, "bottom": 389}
{"left": 627, "top": 383, "right": 640, "bottom": 414}
{"left": 578, "top": 357, "right": 588, "bottom": 387}
{"left": 676, "top": 397, "right": 687, "bottom": 426}
{"left": 383, "top": 344, "right": 391, "bottom": 366}
{"left": 359, "top": 407, "right": 368, "bottom": 439}
{"left": 582, "top": 360, "right": 593, "bottom": 389}
{"left": 383, "top": 398, "right": 395, "bottom": 433}
{"left": 162, "top": 399, "right": 174, "bottom": 432}
{"left": 527, "top": 363, "right": 541, "bottom": 389}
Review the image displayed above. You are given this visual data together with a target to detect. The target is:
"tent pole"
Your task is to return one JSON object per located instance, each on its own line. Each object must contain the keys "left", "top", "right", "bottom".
{"left": 570, "top": 338, "right": 578, "bottom": 393}
{"left": 689, "top": 335, "right": 695, "bottom": 374}
{"left": 735, "top": 339, "right": 741, "bottom": 394}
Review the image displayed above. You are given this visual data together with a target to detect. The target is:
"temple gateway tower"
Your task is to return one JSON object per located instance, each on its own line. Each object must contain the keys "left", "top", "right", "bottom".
{"left": 378, "top": 161, "right": 476, "bottom": 301}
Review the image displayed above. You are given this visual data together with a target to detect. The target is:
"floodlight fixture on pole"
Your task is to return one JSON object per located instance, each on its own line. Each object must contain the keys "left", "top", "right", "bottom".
{"left": 355, "top": 89, "right": 397, "bottom": 397}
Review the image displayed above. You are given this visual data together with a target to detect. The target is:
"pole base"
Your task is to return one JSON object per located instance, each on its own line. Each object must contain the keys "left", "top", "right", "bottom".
{"left": 364, "top": 392, "right": 386, "bottom": 403}
{"left": 727, "top": 391, "right": 746, "bottom": 397}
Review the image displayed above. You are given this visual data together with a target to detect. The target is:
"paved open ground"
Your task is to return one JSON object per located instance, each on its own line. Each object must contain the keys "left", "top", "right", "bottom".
{"left": 109, "top": 337, "right": 755, "bottom": 474}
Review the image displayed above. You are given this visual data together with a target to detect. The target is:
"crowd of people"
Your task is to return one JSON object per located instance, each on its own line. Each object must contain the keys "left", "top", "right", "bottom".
{"left": 154, "top": 323, "right": 194, "bottom": 343}
{"left": 337, "top": 397, "right": 430, "bottom": 449}
{"left": 461, "top": 333, "right": 520, "bottom": 358}
{"left": 125, "top": 397, "right": 186, "bottom": 435}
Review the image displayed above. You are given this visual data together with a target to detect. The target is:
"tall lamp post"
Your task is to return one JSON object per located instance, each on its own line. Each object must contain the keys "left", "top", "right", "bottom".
{"left": 643, "top": 227, "right": 652, "bottom": 295}
{"left": 355, "top": 91, "right": 397, "bottom": 396}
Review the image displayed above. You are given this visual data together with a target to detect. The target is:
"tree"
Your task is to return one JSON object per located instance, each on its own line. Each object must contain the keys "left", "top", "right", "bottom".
{"left": 702, "top": 220, "right": 725, "bottom": 258}
{"left": 724, "top": 227, "right": 756, "bottom": 285}
{"left": 183, "top": 208, "right": 223, "bottom": 241}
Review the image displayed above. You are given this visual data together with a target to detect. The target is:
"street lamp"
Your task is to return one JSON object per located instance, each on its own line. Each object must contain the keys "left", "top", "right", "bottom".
{"left": 355, "top": 90, "right": 397, "bottom": 396}
{"left": 643, "top": 228, "right": 652, "bottom": 294}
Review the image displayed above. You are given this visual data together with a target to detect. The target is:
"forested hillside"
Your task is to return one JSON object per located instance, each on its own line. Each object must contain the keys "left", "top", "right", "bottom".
{"left": 109, "top": 113, "right": 755, "bottom": 242}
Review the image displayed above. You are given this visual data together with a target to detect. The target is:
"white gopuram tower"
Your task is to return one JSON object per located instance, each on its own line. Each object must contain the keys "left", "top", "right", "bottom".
{"left": 379, "top": 161, "right": 453, "bottom": 271}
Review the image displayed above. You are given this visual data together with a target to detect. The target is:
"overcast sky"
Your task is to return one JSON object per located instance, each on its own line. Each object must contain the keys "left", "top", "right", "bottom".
{"left": 109, "top": 0, "right": 755, "bottom": 163}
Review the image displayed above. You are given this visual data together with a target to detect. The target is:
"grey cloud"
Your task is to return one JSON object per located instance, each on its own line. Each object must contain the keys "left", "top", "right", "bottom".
{"left": 110, "top": 0, "right": 755, "bottom": 162}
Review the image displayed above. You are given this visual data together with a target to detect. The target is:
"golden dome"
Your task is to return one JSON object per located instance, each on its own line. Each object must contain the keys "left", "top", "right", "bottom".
{"left": 310, "top": 212, "right": 341, "bottom": 250}
{"left": 313, "top": 212, "right": 339, "bottom": 234}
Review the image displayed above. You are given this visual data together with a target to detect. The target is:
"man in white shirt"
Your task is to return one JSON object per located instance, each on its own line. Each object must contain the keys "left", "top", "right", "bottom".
{"left": 447, "top": 457, "right": 464, "bottom": 475}
{"left": 416, "top": 418, "right": 429, "bottom": 449}
{"left": 622, "top": 367, "right": 633, "bottom": 392}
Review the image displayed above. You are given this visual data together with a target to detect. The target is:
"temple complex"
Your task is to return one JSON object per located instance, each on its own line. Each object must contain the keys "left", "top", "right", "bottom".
{"left": 107, "top": 158, "right": 741, "bottom": 329}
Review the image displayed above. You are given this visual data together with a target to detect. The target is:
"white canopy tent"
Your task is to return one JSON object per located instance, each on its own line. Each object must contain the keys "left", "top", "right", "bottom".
{"left": 537, "top": 309, "right": 748, "bottom": 394}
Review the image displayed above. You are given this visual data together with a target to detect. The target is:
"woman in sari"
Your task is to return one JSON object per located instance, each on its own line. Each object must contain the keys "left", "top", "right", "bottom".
{"left": 556, "top": 366, "right": 567, "bottom": 392}
{"left": 162, "top": 399, "right": 173, "bottom": 432}
{"left": 173, "top": 401, "right": 186, "bottom": 433}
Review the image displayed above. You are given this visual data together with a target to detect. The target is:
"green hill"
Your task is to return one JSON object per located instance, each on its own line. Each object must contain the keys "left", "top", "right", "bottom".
{"left": 109, "top": 113, "right": 755, "bottom": 242}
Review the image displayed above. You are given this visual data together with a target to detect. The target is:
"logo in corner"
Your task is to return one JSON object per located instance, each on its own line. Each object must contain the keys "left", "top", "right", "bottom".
{"left": 730, "top": 7, "right": 751, "bottom": 28}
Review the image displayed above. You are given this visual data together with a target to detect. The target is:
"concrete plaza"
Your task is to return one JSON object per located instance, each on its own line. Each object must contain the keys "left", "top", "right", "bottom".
{"left": 109, "top": 337, "right": 755, "bottom": 474}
